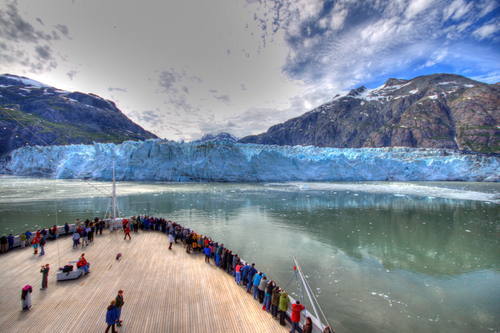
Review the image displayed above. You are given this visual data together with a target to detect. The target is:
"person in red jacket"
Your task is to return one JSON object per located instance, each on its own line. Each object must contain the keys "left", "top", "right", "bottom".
{"left": 290, "top": 300, "right": 305, "bottom": 333}
{"left": 76, "top": 253, "right": 90, "bottom": 274}
{"left": 124, "top": 225, "right": 131, "bottom": 240}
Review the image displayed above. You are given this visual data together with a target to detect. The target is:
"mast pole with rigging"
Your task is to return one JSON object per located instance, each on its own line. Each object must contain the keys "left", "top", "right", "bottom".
{"left": 112, "top": 160, "right": 117, "bottom": 220}
{"left": 293, "top": 256, "right": 320, "bottom": 320}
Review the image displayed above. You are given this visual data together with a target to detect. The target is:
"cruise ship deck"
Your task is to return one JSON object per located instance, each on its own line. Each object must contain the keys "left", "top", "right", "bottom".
{"left": 0, "top": 230, "right": 289, "bottom": 332}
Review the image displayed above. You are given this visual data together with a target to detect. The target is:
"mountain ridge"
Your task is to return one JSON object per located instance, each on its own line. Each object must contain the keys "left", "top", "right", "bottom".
{"left": 240, "top": 73, "right": 499, "bottom": 153}
{"left": 0, "top": 74, "right": 157, "bottom": 156}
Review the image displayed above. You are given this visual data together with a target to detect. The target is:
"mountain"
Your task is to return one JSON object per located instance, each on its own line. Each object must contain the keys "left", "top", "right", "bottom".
{"left": 240, "top": 74, "right": 499, "bottom": 154}
{"left": 197, "top": 132, "right": 238, "bottom": 142}
{"left": 0, "top": 74, "right": 157, "bottom": 156}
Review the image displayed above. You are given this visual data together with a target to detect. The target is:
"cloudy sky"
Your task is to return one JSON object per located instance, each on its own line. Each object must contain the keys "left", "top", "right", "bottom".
{"left": 1, "top": 0, "right": 499, "bottom": 140}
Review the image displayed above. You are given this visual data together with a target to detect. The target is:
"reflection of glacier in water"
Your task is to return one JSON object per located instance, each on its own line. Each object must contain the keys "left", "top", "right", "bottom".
{"left": 271, "top": 182, "right": 500, "bottom": 203}
{"left": 0, "top": 178, "right": 499, "bottom": 333}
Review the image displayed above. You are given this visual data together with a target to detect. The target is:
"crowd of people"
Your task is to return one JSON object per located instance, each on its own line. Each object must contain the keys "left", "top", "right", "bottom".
{"left": 1, "top": 220, "right": 107, "bottom": 256}
{"left": 9, "top": 215, "right": 333, "bottom": 332}
{"left": 121, "top": 215, "right": 334, "bottom": 333}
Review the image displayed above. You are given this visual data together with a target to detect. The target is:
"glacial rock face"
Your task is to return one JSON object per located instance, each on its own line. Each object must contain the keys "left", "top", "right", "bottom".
{"left": 0, "top": 74, "right": 157, "bottom": 156}
{"left": 2, "top": 140, "right": 499, "bottom": 182}
{"left": 240, "top": 74, "right": 500, "bottom": 153}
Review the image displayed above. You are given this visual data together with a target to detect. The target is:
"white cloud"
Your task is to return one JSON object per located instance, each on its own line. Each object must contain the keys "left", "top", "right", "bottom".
{"left": 330, "top": 4, "right": 348, "bottom": 31}
{"left": 471, "top": 71, "right": 500, "bottom": 83}
{"left": 472, "top": 22, "right": 499, "bottom": 40}
{"left": 405, "top": 0, "right": 434, "bottom": 19}
{"left": 443, "top": 0, "right": 471, "bottom": 21}
{"left": 2, "top": 0, "right": 498, "bottom": 141}
{"left": 421, "top": 48, "right": 448, "bottom": 68}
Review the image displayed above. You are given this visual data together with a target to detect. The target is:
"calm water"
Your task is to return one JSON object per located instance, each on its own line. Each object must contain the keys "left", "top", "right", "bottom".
{"left": 0, "top": 176, "right": 499, "bottom": 333}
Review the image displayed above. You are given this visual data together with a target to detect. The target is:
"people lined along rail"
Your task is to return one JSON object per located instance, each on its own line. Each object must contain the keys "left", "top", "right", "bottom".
{"left": 3, "top": 216, "right": 334, "bottom": 333}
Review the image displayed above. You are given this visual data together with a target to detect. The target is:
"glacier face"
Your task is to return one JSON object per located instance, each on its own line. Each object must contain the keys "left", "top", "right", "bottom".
{"left": 2, "top": 139, "right": 499, "bottom": 182}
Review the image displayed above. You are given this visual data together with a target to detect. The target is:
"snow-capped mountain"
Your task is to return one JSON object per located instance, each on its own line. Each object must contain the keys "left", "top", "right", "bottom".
{"left": 240, "top": 74, "right": 499, "bottom": 154}
{"left": 197, "top": 132, "right": 238, "bottom": 142}
{"left": 0, "top": 74, "right": 157, "bottom": 155}
{"left": 2, "top": 139, "right": 498, "bottom": 182}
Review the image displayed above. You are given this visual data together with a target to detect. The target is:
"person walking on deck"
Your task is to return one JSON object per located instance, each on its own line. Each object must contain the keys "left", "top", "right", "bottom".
{"left": 21, "top": 285, "right": 32, "bottom": 311}
{"left": 39, "top": 236, "right": 46, "bottom": 256}
{"left": 278, "top": 290, "right": 290, "bottom": 326}
{"left": 115, "top": 290, "right": 125, "bottom": 327}
{"left": 72, "top": 231, "right": 80, "bottom": 248}
{"left": 124, "top": 225, "right": 131, "bottom": 240}
{"left": 252, "top": 272, "right": 262, "bottom": 300}
{"left": 40, "top": 264, "right": 49, "bottom": 290}
{"left": 88, "top": 224, "right": 94, "bottom": 242}
{"left": 81, "top": 228, "right": 88, "bottom": 247}
{"left": 290, "top": 300, "right": 305, "bottom": 333}
{"left": 105, "top": 300, "right": 119, "bottom": 333}
{"left": 168, "top": 233, "right": 174, "bottom": 250}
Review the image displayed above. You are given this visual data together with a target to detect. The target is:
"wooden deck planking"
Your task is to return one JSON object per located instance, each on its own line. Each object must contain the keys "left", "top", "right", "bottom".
{"left": 0, "top": 230, "right": 288, "bottom": 333}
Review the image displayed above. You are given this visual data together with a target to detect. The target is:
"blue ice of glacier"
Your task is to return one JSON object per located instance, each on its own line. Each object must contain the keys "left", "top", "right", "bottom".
{"left": 2, "top": 139, "right": 499, "bottom": 182}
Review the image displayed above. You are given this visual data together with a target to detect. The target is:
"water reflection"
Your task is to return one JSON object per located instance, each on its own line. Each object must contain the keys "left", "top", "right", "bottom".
{"left": 1, "top": 188, "right": 498, "bottom": 276}
{"left": 1, "top": 180, "right": 499, "bottom": 333}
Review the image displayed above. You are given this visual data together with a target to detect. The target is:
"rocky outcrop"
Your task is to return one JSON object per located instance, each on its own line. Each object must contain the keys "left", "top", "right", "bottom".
{"left": 240, "top": 74, "right": 499, "bottom": 153}
{"left": 0, "top": 74, "right": 157, "bottom": 155}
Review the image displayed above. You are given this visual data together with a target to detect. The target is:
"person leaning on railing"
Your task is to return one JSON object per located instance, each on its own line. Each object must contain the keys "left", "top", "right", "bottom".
{"left": 278, "top": 289, "right": 289, "bottom": 326}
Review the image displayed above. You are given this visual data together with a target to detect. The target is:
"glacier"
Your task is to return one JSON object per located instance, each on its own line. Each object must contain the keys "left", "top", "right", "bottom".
{"left": 2, "top": 139, "right": 499, "bottom": 182}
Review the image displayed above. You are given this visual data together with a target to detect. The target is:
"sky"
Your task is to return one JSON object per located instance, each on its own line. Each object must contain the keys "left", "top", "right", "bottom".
{"left": 0, "top": 0, "right": 499, "bottom": 141}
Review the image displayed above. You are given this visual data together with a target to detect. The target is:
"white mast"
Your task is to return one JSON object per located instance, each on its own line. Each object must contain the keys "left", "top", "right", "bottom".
{"left": 293, "top": 256, "right": 320, "bottom": 320}
{"left": 112, "top": 160, "right": 117, "bottom": 220}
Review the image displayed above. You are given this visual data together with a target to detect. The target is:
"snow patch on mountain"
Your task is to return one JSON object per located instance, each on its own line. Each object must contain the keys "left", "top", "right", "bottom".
{"left": 0, "top": 74, "right": 49, "bottom": 88}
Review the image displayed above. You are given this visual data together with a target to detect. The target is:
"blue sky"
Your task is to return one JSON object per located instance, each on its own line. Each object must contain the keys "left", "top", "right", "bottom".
{"left": 0, "top": 0, "right": 498, "bottom": 140}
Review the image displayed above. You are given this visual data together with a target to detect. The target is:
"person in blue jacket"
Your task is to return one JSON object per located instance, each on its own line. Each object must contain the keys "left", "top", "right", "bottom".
{"left": 7, "top": 234, "right": 14, "bottom": 250}
{"left": 203, "top": 246, "right": 211, "bottom": 263}
{"left": 252, "top": 272, "right": 263, "bottom": 300}
{"left": 246, "top": 263, "right": 257, "bottom": 293}
{"left": 105, "top": 300, "right": 119, "bottom": 333}
{"left": 241, "top": 263, "right": 250, "bottom": 285}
